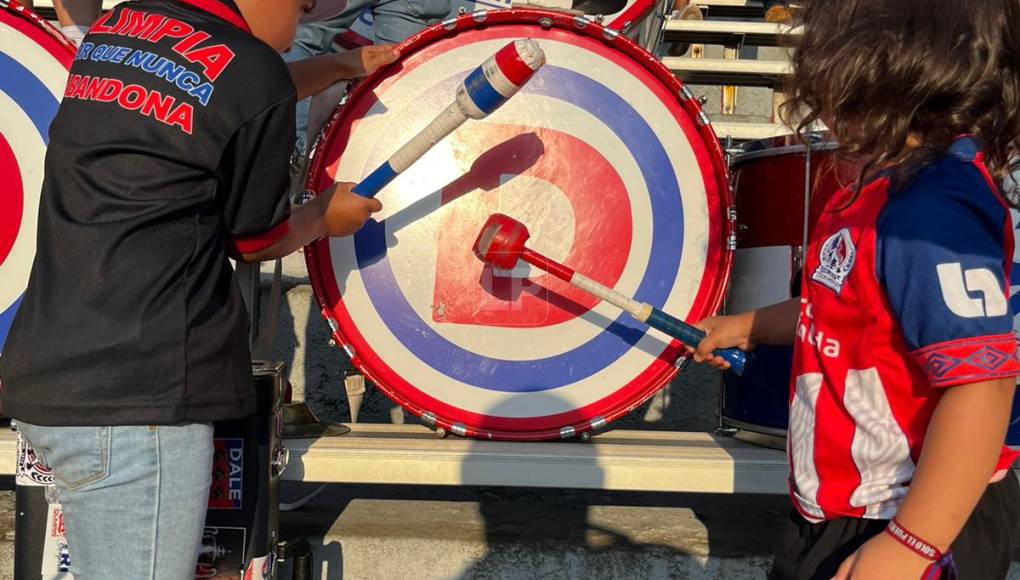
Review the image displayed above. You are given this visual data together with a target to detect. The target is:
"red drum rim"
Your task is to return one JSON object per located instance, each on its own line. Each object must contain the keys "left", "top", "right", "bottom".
{"left": 1, "top": 1, "right": 76, "bottom": 63}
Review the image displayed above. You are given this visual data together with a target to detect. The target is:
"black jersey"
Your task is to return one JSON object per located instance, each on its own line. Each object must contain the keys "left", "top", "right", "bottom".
{"left": 0, "top": 0, "right": 296, "bottom": 425}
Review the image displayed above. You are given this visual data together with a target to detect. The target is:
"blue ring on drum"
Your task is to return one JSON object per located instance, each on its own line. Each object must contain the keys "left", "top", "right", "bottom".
{"left": 0, "top": 51, "right": 58, "bottom": 353}
{"left": 0, "top": 51, "right": 59, "bottom": 139}
{"left": 0, "top": 296, "right": 22, "bottom": 354}
{"left": 353, "top": 65, "right": 686, "bottom": 392}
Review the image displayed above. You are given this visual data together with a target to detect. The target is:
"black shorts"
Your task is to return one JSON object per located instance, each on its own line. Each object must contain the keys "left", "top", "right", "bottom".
{"left": 769, "top": 475, "right": 1020, "bottom": 580}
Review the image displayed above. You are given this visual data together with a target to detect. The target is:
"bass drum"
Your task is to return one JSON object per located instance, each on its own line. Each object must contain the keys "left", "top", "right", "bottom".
{"left": 722, "top": 136, "right": 845, "bottom": 448}
{"left": 304, "top": 8, "right": 733, "bottom": 441}
{"left": 0, "top": 2, "right": 75, "bottom": 355}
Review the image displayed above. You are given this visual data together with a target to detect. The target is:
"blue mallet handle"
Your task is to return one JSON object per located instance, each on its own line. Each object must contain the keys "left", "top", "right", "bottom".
{"left": 645, "top": 309, "right": 748, "bottom": 375}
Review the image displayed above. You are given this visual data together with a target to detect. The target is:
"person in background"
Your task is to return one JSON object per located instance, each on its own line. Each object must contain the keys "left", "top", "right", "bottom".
{"left": 284, "top": 0, "right": 451, "bottom": 154}
{"left": 764, "top": 0, "right": 792, "bottom": 24}
{"left": 19, "top": 0, "right": 99, "bottom": 44}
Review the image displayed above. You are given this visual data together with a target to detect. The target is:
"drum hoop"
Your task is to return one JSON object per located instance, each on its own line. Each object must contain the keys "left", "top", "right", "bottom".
{"left": 605, "top": 0, "right": 656, "bottom": 31}
{"left": 302, "top": 9, "right": 735, "bottom": 440}
{"left": 1, "top": 0, "right": 77, "bottom": 61}
{"left": 731, "top": 141, "right": 840, "bottom": 166}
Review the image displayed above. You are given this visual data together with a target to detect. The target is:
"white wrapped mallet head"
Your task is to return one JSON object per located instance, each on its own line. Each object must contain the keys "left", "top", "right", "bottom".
{"left": 352, "top": 39, "right": 546, "bottom": 197}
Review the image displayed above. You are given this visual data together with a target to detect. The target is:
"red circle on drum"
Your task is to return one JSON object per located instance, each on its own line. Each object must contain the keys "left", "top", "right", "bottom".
{"left": 0, "top": 119, "right": 23, "bottom": 266}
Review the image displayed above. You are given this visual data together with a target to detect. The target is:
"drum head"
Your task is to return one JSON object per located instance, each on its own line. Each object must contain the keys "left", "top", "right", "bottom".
{"left": 0, "top": 2, "right": 74, "bottom": 352}
{"left": 305, "top": 9, "right": 732, "bottom": 440}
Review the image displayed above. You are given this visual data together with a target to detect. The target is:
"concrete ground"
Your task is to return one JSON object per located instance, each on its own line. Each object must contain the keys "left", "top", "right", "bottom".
{"left": 1, "top": 481, "right": 1017, "bottom": 579}
{"left": 275, "top": 484, "right": 787, "bottom": 580}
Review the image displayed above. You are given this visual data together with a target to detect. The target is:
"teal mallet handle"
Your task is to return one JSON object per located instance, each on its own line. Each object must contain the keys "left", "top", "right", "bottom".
{"left": 644, "top": 308, "right": 748, "bottom": 374}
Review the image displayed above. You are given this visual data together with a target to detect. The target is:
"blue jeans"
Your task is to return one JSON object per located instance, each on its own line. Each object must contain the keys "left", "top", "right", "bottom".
{"left": 283, "top": 0, "right": 451, "bottom": 153}
{"left": 17, "top": 422, "right": 214, "bottom": 580}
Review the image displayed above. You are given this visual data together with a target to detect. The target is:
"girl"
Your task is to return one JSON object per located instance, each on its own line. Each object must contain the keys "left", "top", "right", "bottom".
{"left": 694, "top": 1, "right": 1020, "bottom": 578}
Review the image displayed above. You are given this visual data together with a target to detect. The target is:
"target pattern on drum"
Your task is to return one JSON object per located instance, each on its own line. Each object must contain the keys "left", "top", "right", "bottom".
{"left": 0, "top": 3, "right": 74, "bottom": 353}
{"left": 307, "top": 10, "right": 731, "bottom": 439}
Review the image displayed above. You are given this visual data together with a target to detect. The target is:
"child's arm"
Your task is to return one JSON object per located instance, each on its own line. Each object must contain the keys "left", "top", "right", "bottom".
{"left": 833, "top": 377, "right": 1015, "bottom": 580}
{"left": 287, "top": 45, "right": 399, "bottom": 101}
{"left": 691, "top": 297, "right": 801, "bottom": 367}
{"left": 238, "top": 181, "right": 381, "bottom": 262}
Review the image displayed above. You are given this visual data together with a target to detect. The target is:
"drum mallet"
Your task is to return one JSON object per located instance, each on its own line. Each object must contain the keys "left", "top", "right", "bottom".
{"left": 472, "top": 214, "right": 749, "bottom": 375}
{"left": 352, "top": 39, "right": 546, "bottom": 197}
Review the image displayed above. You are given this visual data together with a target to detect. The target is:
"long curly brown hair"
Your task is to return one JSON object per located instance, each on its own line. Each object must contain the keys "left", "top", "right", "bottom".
{"left": 781, "top": 0, "right": 1020, "bottom": 200}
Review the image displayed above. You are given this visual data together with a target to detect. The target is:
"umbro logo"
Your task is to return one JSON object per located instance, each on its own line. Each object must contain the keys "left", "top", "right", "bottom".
{"left": 936, "top": 262, "right": 1007, "bottom": 318}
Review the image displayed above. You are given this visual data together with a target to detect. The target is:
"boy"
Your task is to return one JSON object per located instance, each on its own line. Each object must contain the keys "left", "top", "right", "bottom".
{"left": 0, "top": 0, "right": 385, "bottom": 577}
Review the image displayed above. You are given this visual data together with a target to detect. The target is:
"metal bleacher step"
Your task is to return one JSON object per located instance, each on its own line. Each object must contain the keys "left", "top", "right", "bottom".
{"left": 710, "top": 121, "right": 791, "bottom": 141}
{"left": 693, "top": 0, "right": 766, "bottom": 18}
{"left": 662, "top": 19, "right": 801, "bottom": 47}
{"left": 0, "top": 424, "right": 789, "bottom": 493}
{"left": 663, "top": 57, "right": 790, "bottom": 87}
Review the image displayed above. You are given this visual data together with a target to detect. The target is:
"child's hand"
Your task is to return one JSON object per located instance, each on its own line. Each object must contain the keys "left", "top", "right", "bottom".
{"left": 831, "top": 532, "right": 932, "bottom": 580}
{"left": 346, "top": 45, "right": 400, "bottom": 79}
{"left": 687, "top": 313, "right": 754, "bottom": 369}
{"left": 321, "top": 182, "right": 383, "bottom": 237}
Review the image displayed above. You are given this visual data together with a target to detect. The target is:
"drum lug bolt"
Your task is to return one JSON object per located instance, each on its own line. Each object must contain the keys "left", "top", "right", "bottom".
{"left": 573, "top": 15, "right": 588, "bottom": 29}
{"left": 727, "top": 207, "right": 737, "bottom": 222}
{"left": 727, "top": 233, "right": 738, "bottom": 250}
{"left": 579, "top": 431, "right": 592, "bottom": 442}
{"left": 679, "top": 85, "right": 695, "bottom": 101}
{"left": 698, "top": 96, "right": 709, "bottom": 107}
{"left": 539, "top": 17, "right": 553, "bottom": 29}
{"left": 421, "top": 412, "right": 438, "bottom": 428}
{"left": 471, "top": 10, "right": 487, "bottom": 23}
{"left": 328, "top": 338, "right": 336, "bottom": 348}
{"left": 435, "top": 427, "right": 448, "bottom": 439}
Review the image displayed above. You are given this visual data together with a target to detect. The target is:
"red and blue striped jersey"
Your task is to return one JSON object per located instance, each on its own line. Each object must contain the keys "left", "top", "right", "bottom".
{"left": 790, "top": 136, "right": 1020, "bottom": 522}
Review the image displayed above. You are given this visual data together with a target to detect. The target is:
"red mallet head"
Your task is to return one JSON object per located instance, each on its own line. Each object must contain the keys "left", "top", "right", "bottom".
{"left": 473, "top": 213, "right": 530, "bottom": 270}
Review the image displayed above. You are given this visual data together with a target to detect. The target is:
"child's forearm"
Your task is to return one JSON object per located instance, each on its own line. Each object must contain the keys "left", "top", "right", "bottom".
{"left": 238, "top": 197, "right": 327, "bottom": 262}
{"left": 750, "top": 297, "right": 801, "bottom": 345}
{"left": 287, "top": 53, "right": 361, "bottom": 101}
{"left": 893, "top": 377, "right": 1015, "bottom": 552}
